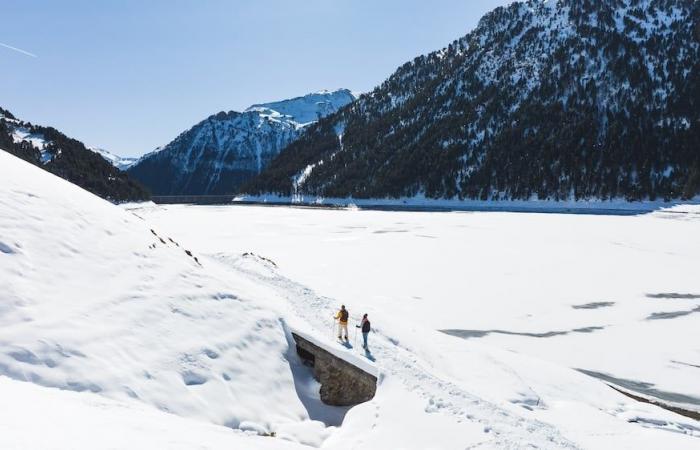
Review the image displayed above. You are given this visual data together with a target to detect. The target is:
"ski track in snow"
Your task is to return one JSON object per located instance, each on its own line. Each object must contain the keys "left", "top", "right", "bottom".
{"left": 214, "top": 253, "right": 579, "bottom": 449}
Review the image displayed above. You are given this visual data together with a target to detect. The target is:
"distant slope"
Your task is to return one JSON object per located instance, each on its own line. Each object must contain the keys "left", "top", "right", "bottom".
{"left": 243, "top": 0, "right": 700, "bottom": 202}
{"left": 0, "top": 107, "right": 149, "bottom": 202}
{"left": 90, "top": 147, "right": 139, "bottom": 171}
{"left": 128, "top": 89, "right": 355, "bottom": 195}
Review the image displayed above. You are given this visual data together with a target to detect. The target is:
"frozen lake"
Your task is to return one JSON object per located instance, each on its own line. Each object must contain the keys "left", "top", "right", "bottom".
{"left": 134, "top": 203, "right": 700, "bottom": 412}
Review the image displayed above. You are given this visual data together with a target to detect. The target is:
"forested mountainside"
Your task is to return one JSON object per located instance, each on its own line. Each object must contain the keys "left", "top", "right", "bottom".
{"left": 128, "top": 89, "right": 355, "bottom": 195}
{"left": 0, "top": 107, "right": 149, "bottom": 202}
{"left": 244, "top": 0, "right": 700, "bottom": 202}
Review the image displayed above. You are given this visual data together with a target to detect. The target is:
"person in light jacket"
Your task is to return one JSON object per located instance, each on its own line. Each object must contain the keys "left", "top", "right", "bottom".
{"left": 335, "top": 305, "right": 349, "bottom": 341}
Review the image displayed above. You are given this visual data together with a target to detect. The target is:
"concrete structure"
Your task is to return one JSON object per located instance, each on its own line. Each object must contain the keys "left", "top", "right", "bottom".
{"left": 292, "top": 332, "right": 377, "bottom": 406}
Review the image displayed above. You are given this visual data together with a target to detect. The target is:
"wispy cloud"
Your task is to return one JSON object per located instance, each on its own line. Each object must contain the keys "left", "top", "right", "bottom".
{"left": 0, "top": 42, "right": 37, "bottom": 58}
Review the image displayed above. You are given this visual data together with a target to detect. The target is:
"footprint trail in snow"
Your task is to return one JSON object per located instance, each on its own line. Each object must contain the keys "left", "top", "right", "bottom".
{"left": 214, "top": 253, "right": 579, "bottom": 450}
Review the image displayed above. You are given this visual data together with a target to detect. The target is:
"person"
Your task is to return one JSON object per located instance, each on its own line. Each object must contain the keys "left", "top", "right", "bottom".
{"left": 335, "top": 305, "right": 349, "bottom": 341}
{"left": 356, "top": 313, "right": 371, "bottom": 349}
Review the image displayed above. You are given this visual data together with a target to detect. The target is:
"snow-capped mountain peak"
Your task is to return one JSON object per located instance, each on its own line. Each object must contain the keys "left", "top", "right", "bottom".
{"left": 128, "top": 89, "right": 356, "bottom": 195}
{"left": 89, "top": 147, "right": 139, "bottom": 171}
{"left": 246, "top": 88, "right": 356, "bottom": 127}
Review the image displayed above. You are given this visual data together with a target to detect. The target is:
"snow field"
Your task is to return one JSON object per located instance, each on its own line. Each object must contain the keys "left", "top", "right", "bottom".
{"left": 0, "top": 376, "right": 303, "bottom": 450}
{"left": 137, "top": 203, "right": 700, "bottom": 404}
{"left": 3, "top": 148, "right": 700, "bottom": 449}
{"left": 133, "top": 201, "right": 700, "bottom": 447}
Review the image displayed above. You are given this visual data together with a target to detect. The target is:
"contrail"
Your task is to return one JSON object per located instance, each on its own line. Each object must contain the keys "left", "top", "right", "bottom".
{"left": 0, "top": 42, "right": 37, "bottom": 58}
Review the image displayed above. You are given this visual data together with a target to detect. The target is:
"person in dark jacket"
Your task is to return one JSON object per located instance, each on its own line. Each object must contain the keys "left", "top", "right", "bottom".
{"left": 356, "top": 313, "right": 371, "bottom": 349}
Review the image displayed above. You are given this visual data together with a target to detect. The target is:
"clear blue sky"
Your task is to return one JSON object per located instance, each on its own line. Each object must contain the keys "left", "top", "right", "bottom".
{"left": 1, "top": 0, "right": 510, "bottom": 157}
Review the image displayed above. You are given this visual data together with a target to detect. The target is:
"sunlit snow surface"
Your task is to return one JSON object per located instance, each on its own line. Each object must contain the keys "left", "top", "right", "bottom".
{"left": 132, "top": 201, "right": 700, "bottom": 447}
{"left": 2, "top": 149, "right": 700, "bottom": 449}
{"left": 0, "top": 376, "right": 303, "bottom": 450}
{"left": 246, "top": 89, "right": 356, "bottom": 127}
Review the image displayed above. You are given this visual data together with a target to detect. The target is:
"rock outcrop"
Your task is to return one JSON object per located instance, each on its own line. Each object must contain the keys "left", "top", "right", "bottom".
{"left": 292, "top": 332, "right": 376, "bottom": 406}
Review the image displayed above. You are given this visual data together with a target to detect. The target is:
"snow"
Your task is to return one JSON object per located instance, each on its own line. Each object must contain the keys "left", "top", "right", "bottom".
{"left": 293, "top": 163, "right": 320, "bottom": 196}
{"left": 247, "top": 89, "right": 356, "bottom": 127}
{"left": 4, "top": 148, "right": 700, "bottom": 449}
{"left": 290, "top": 328, "right": 378, "bottom": 378}
{"left": 0, "top": 376, "right": 303, "bottom": 450}
{"left": 10, "top": 125, "right": 54, "bottom": 163}
{"left": 90, "top": 147, "right": 139, "bottom": 171}
{"left": 0, "top": 151, "right": 331, "bottom": 447}
{"left": 130, "top": 201, "right": 700, "bottom": 447}
{"left": 11, "top": 127, "right": 46, "bottom": 150}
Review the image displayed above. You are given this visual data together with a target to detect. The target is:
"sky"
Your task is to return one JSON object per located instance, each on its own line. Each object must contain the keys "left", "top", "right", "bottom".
{"left": 1, "top": 0, "right": 511, "bottom": 157}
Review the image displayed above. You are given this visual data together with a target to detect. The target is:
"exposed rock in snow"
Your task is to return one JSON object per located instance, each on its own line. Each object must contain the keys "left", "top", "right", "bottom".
{"left": 292, "top": 332, "right": 377, "bottom": 406}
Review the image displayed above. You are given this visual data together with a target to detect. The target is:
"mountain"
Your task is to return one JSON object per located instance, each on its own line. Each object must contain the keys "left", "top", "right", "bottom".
{"left": 127, "top": 89, "right": 356, "bottom": 195}
{"left": 243, "top": 0, "right": 700, "bottom": 202}
{"left": 90, "top": 147, "right": 139, "bottom": 171}
{"left": 0, "top": 107, "right": 149, "bottom": 202}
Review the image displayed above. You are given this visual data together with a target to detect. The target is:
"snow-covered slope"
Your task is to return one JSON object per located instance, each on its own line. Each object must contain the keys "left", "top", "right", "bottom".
{"left": 128, "top": 89, "right": 355, "bottom": 195}
{"left": 0, "top": 150, "right": 329, "bottom": 446}
{"left": 0, "top": 113, "right": 54, "bottom": 164}
{"left": 145, "top": 203, "right": 700, "bottom": 416}
{"left": 90, "top": 147, "right": 139, "bottom": 171}
{"left": 247, "top": 90, "right": 357, "bottom": 127}
{"left": 0, "top": 376, "right": 303, "bottom": 450}
{"left": 132, "top": 201, "right": 700, "bottom": 448}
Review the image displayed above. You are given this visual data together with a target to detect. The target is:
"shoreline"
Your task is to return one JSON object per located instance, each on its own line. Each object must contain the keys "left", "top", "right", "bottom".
{"left": 143, "top": 194, "right": 700, "bottom": 216}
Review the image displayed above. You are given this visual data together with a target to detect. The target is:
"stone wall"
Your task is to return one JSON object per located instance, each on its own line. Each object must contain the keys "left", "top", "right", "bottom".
{"left": 292, "top": 333, "right": 377, "bottom": 406}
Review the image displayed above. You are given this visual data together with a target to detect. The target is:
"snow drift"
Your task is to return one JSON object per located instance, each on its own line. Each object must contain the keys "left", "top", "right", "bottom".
{"left": 0, "top": 150, "right": 324, "bottom": 443}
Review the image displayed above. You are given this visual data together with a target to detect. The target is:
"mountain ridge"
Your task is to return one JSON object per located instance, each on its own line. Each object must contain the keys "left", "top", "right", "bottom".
{"left": 128, "top": 89, "right": 356, "bottom": 195}
{"left": 243, "top": 0, "right": 700, "bottom": 202}
{"left": 0, "top": 107, "right": 149, "bottom": 202}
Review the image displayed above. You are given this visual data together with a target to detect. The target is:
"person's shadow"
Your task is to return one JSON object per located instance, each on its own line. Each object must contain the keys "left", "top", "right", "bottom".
{"left": 364, "top": 348, "right": 376, "bottom": 362}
